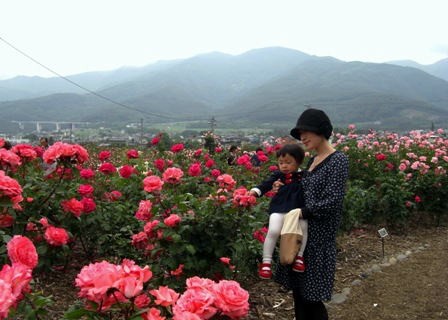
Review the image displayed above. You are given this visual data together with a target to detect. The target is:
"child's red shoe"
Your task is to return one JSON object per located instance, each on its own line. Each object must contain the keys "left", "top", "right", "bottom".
{"left": 292, "top": 256, "right": 305, "bottom": 272}
{"left": 258, "top": 263, "right": 272, "bottom": 279}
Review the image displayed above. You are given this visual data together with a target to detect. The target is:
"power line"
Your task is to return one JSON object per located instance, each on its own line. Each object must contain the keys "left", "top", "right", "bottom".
{"left": 0, "top": 35, "right": 179, "bottom": 120}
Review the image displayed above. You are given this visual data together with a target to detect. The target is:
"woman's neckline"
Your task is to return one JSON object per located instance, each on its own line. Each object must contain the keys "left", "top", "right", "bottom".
{"left": 307, "top": 150, "right": 337, "bottom": 172}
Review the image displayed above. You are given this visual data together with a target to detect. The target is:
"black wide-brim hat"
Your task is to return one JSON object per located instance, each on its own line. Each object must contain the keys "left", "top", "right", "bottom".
{"left": 290, "top": 108, "right": 333, "bottom": 140}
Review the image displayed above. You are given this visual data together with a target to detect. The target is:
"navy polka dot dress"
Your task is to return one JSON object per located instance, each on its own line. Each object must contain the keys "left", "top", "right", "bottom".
{"left": 274, "top": 151, "right": 349, "bottom": 301}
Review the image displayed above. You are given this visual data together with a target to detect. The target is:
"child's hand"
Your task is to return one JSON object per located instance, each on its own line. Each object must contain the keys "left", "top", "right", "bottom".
{"left": 247, "top": 190, "right": 257, "bottom": 197}
{"left": 272, "top": 179, "right": 284, "bottom": 192}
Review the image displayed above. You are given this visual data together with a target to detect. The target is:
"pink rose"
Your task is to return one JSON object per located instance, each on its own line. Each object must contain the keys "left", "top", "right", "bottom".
{"left": 213, "top": 280, "right": 249, "bottom": 319}
{"left": 134, "top": 293, "right": 151, "bottom": 308}
{"left": 232, "top": 187, "right": 256, "bottom": 207}
{"left": 0, "top": 170, "right": 23, "bottom": 206}
{"left": 39, "top": 217, "right": 50, "bottom": 228}
{"left": 43, "top": 142, "right": 88, "bottom": 164}
{"left": 173, "top": 311, "right": 202, "bottom": 320}
{"left": 61, "top": 198, "right": 84, "bottom": 217}
{"left": 149, "top": 286, "right": 180, "bottom": 307}
{"left": 186, "top": 276, "right": 216, "bottom": 291}
{"left": 135, "top": 200, "right": 153, "bottom": 221}
{"left": 164, "top": 214, "right": 181, "bottom": 227}
{"left": 104, "top": 190, "right": 122, "bottom": 202}
{"left": 142, "top": 307, "right": 166, "bottom": 320}
{"left": 11, "top": 144, "right": 37, "bottom": 160}
{"left": 162, "top": 167, "right": 184, "bottom": 184}
{"left": 0, "top": 149, "right": 22, "bottom": 169}
{"left": 216, "top": 174, "right": 236, "bottom": 191}
{"left": 7, "top": 235, "right": 38, "bottom": 269}
{"left": 173, "top": 286, "right": 217, "bottom": 319}
{"left": 44, "top": 226, "right": 70, "bottom": 246}
{"left": 143, "top": 175, "right": 164, "bottom": 193}
{"left": 170, "top": 264, "right": 184, "bottom": 276}
{"left": 0, "top": 262, "right": 33, "bottom": 311}
{"left": 131, "top": 232, "right": 149, "bottom": 249}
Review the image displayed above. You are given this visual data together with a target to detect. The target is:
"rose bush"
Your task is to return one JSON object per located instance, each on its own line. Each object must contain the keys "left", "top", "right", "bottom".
{"left": 0, "top": 127, "right": 446, "bottom": 318}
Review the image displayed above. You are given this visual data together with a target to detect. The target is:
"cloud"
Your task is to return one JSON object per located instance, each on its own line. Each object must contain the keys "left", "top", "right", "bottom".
{"left": 432, "top": 44, "right": 448, "bottom": 56}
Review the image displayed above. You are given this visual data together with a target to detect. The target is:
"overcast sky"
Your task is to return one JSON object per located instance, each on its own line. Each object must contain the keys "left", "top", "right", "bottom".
{"left": 1, "top": 0, "right": 447, "bottom": 79}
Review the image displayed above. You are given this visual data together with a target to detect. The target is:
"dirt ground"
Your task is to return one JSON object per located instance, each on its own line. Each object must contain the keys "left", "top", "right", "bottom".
{"left": 35, "top": 225, "right": 448, "bottom": 319}
{"left": 247, "top": 226, "right": 448, "bottom": 320}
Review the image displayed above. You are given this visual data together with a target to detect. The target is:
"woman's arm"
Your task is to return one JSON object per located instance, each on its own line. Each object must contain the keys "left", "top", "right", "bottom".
{"left": 301, "top": 153, "right": 349, "bottom": 220}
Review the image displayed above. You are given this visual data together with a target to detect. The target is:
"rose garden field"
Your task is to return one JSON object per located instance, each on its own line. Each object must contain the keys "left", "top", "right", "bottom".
{"left": 0, "top": 127, "right": 447, "bottom": 319}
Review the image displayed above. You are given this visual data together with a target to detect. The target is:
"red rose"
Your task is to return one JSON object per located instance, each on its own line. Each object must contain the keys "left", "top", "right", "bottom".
{"left": 127, "top": 149, "right": 139, "bottom": 159}
{"left": 170, "top": 143, "right": 184, "bottom": 153}
{"left": 81, "top": 197, "right": 96, "bottom": 213}
{"left": 375, "top": 153, "right": 387, "bottom": 161}
{"left": 61, "top": 198, "right": 84, "bottom": 217}
{"left": 80, "top": 168, "right": 95, "bottom": 179}
{"left": 78, "top": 184, "right": 94, "bottom": 197}
{"left": 99, "top": 162, "right": 116, "bottom": 175}
{"left": 188, "top": 163, "right": 202, "bottom": 177}
{"left": 98, "top": 150, "right": 111, "bottom": 161}
{"left": 119, "top": 165, "right": 136, "bottom": 178}
{"left": 153, "top": 159, "right": 166, "bottom": 172}
{"left": 151, "top": 135, "right": 161, "bottom": 145}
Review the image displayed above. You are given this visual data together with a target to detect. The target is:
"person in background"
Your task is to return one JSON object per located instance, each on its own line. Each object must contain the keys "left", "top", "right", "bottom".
{"left": 2, "top": 140, "right": 12, "bottom": 150}
{"left": 227, "top": 145, "right": 239, "bottom": 165}
{"left": 250, "top": 147, "right": 263, "bottom": 167}
{"left": 39, "top": 137, "right": 49, "bottom": 149}
{"left": 249, "top": 143, "right": 308, "bottom": 279}
{"left": 275, "top": 108, "right": 349, "bottom": 320}
{"left": 38, "top": 137, "right": 56, "bottom": 175}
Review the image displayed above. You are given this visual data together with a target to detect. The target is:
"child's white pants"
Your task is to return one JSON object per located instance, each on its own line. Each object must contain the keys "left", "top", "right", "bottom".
{"left": 263, "top": 212, "right": 308, "bottom": 264}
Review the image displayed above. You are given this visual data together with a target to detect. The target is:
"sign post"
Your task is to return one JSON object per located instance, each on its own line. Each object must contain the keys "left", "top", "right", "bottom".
{"left": 378, "top": 228, "right": 388, "bottom": 259}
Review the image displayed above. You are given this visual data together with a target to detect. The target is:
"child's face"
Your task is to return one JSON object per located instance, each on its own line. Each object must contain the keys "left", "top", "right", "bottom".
{"left": 277, "top": 154, "right": 299, "bottom": 174}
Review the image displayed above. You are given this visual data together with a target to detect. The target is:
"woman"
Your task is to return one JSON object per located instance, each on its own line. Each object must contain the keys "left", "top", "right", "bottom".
{"left": 275, "top": 108, "right": 349, "bottom": 320}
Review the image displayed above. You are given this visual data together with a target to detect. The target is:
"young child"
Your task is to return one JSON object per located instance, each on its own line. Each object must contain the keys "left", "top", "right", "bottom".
{"left": 249, "top": 143, "right": 308, "bottom": 279}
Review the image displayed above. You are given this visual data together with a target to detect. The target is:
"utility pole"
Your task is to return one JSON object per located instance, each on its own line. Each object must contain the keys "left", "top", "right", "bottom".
{"left": 140, "top": 118, "right": 144, "bottom": 145}
{"left": 209, "top": 116, "right": 216, "bottom": 133}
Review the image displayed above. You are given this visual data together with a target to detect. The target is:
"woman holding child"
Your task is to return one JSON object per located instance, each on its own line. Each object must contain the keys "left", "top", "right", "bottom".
{"left": 275, "top": 108, "right": 349, "bottom": 320}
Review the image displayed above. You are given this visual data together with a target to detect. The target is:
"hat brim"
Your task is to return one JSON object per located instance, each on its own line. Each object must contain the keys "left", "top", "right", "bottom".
{"left": 290, "top": 125, "right": 321, "bottom": 140}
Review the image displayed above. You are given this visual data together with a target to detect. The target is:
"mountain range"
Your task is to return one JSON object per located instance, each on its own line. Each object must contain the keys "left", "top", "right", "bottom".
{"left": 1, "top": 47, "right": 447, "bottom": 133}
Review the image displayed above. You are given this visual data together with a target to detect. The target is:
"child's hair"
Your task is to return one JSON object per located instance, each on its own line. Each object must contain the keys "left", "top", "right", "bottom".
{"left": 276, "top": 143, "right": 305, "bottom": 165}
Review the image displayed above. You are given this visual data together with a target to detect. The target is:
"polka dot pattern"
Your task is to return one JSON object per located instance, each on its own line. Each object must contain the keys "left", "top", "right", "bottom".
{"left": 275, "top": 151, "right": 349, "bottom": 301}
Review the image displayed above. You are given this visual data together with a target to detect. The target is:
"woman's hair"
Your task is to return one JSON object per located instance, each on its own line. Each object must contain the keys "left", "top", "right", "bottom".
{"left": 229, "top": 145, "right": 238, "bottom": 152}
{"left": 276, "top": 143, "right": 305, "bottom": 165}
